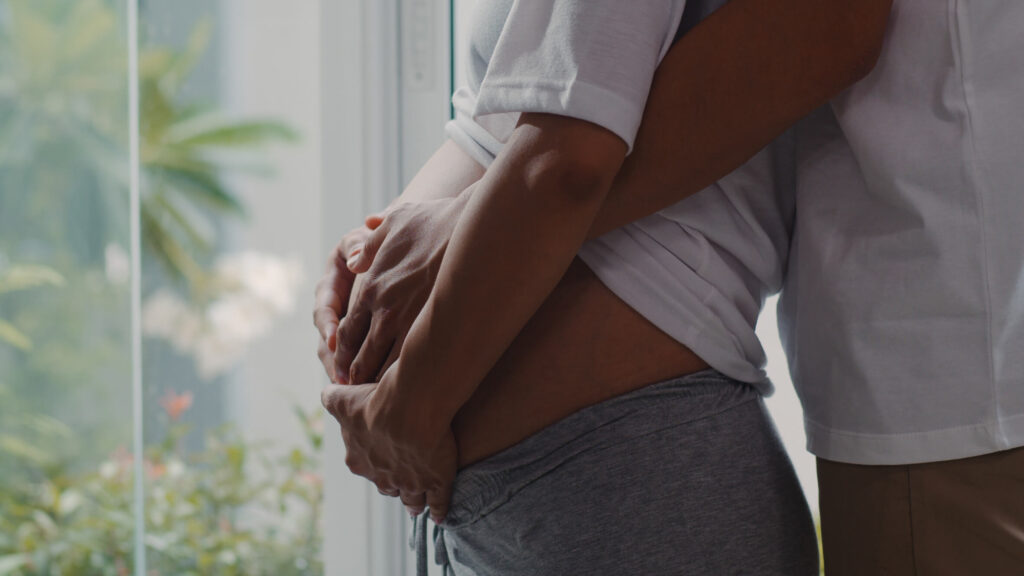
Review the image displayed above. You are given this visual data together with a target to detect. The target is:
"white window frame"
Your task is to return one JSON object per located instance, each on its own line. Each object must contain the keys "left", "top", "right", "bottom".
{"left": 319, "top": 1, "right": 454, "bottom": 574}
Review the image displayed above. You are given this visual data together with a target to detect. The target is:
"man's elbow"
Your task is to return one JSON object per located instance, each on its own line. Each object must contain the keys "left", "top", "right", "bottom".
{"left": 514, "top": 115, "right": 626, "bottom": 206}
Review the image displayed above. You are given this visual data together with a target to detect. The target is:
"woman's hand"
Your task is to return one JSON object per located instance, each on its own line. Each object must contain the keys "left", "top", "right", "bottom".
{"left": 314, "top": 224, "right": 378, "bottom": 383}
{"left": 320, "top": 363, "right": 458, "bottom": 522}
{"left": 334, "top": 192, "right": 472, "bottom": 384}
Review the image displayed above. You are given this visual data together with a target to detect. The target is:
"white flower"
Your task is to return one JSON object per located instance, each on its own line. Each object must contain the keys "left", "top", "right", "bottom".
{"left": 141, "top": 290, "right": 189, "bottom": 340}
{"left": 104, "top": 243, "right": 131, "bottom": 285}
{"left": 215, "top": 251, "right": 302, "bottom": 314}
{"left": 58, "top": 490, "right": 83, "bottom": 516}
{"left": 193, "top": 331, "right": 249, "bottom": 380}
{"left": 166, "top": 458, "right": 186, "bottom": 479}
{"left": 99, "top": 461, "right": 118, "bottom": 479}
{"left": 206, "top": 293, "right": 274, "bottom": 343}
{"left": 168, "top": 310, "right": 204, "bottom": 354}
{"left": 141, "top": 252, "right": 303, "bottom": 380}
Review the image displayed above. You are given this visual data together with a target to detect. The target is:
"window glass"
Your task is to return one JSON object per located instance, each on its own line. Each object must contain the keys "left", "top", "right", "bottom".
{"left": 0, "top": 1, "right": 326, "bottom": 573}
{"left": 0, "top": 0, "right": 138, "bottom": 571}
{"left": 138, "top": 1, "right": 324, "bottom": 573}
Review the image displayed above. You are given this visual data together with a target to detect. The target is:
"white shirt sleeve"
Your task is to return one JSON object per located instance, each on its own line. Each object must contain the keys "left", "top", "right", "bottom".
{"left": 466, "top": 0, "right": 685, "bottom": 154}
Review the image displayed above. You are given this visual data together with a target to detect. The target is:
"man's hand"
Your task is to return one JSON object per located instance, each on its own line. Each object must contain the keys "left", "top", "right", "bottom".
{"left": 321, "top": 364, "right": 458, "bottom": 522}
{"left": 335, "top": 193, "right": 470, "bottom": 384}
{"left": 313, "top": 223, "right": 380, "bottom": 383}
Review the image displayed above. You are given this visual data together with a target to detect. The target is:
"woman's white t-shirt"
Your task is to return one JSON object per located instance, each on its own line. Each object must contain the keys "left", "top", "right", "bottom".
{"left": 446, "top": 0, "right": 794, "bottom": 391}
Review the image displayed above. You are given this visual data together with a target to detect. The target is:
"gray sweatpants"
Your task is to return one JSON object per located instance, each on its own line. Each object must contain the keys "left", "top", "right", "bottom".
{"left": 413, "top": 370, "right": 819, "bottom": 575}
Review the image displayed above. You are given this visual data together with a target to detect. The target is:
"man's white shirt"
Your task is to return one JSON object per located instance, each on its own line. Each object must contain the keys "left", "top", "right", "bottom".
{"left": 781, "top": 0, "right": 1024, "bottom": 464}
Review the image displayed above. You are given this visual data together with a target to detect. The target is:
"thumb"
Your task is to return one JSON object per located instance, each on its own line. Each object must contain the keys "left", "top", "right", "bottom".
{"left": 320, "top": 382, "right": 376, "bottom": 419}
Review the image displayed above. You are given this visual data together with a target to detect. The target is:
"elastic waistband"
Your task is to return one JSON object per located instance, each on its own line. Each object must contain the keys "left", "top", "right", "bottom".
{"left": 442, "top": 369, "right": 758, "bottom": 528}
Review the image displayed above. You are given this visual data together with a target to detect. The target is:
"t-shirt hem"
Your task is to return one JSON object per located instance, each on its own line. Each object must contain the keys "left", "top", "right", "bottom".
{"left": 577, "top": 246, "right": 770, "bottom": 392}
{"left": 806, "top": 411, "right": 1024, "bottom": 465}
{"left": 473, "top": 78, "right": 643, "bottom": 152}
{"left": 445, "top": 120, "right": 497, "bottom": 168}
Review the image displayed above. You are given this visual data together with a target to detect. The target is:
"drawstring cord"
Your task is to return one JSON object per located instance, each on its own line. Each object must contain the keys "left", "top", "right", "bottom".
{"left": 412, "top": 512, "right": 452, "bottom": 576}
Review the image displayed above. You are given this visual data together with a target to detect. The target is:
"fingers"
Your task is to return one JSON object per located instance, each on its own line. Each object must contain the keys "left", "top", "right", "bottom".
{"left": 320, "top": 382, "right": 372, "bottom": 420}
{"left": 341, "top": 227, "right": 371, "bottom": 261}
{"left": 349, "top": 313, "right": 395, "bottom": 385}
{"left": 375, "top": 336, "right": 403, "bottom": 382}
{"left": 313, "top": 243, "right": 358, "bottom": 349}
{"left": 312, "top": 268, "right": 342, "bottom": 343}
{"left": 348, "top": 223, "right": 387, "bottom": 274}
{"left": 365, "top": 212, "right": 385, "bottom": 230}
{"left": 400, "top": 491, "right": 427, "bottom": 517}
{"left": 317, "top": 337, "right": 337, "bottom": 383}
{"left": 427, "top": 486, "right": 451, "bottom": 525}
{"left": 335, "top": 307, "right": 372, "bottom": 384}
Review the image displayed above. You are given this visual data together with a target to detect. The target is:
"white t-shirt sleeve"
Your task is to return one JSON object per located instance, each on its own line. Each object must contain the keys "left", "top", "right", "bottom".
{"left": 472, "top": 0, "right": 684, "bottom": 153}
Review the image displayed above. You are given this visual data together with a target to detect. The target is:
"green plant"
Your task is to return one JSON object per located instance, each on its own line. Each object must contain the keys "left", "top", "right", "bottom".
{"left": 0, "top": 264, "right": 64, "bottom": 351}
{"left": 0, "top": 0, "right": 297, "bottom": 287}
{"left": 0, "top": 2, "right": 319, "bottom": 573}
{"left": 0, "top": 401, "right": 324, "bottom": 576}
{"left": 0, "top": 0, "right": 299, "bottom": 459}
{"left": 137, "top": 16, "right": 297, "bottom": 289}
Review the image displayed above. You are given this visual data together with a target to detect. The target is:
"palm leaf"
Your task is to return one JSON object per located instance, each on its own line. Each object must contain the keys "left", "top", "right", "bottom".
{"left": 60, "top": 0, "right": 116, "bottom": 64}
{"left": 164, "top": 114, "right": 298, "bottom": 149}
{"left": 0, "top": 265, "right": 65, "bottom": 295}
{"left": 149, "top": 187, "right": 215, "bottom": 252}
{"left": 140, "top": 206, "right": 206, "bottom": 284}
{"left": 0, "top": 319, "right": 31, "bottom": 351}
{"left": 159, "top": 17, "right": 214, "bottom": 96}
{"left": 146, "top": 159, "right": 246, "bottom": 216}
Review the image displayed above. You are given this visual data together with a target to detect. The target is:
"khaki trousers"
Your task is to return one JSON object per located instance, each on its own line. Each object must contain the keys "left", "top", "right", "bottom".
{"left": 817, "top": 447, "right": 1024, "bottom": 575}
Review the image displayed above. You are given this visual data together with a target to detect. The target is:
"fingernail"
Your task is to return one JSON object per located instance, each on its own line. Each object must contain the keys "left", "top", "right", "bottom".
{"left": 431, "top": 515, "right": 443, "bottom": 525}
{"left": 337, "top": 366, "right": 349, "bottom": 384}
{"left": 347, "top": 251, "right": 363, "bottom": 271}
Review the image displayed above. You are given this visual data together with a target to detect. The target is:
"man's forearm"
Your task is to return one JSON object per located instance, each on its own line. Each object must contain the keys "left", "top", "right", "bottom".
{"left": 383, "top": 115, "right": 626, "bottom": 430}
{"left": 588, "top": 0, "right": 892, "bottom": 238}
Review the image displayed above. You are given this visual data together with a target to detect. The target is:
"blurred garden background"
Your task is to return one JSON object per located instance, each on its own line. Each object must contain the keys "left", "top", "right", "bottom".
{"left": 0, "top": 0, "right": 326, "bottom": 573}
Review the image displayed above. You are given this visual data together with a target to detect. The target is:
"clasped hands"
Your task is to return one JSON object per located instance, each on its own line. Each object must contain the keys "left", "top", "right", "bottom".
{"left": 314, "top": 195, "right": 467, "bottom": 522}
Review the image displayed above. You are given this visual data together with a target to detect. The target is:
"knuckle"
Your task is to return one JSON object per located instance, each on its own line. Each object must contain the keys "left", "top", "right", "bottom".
{"left": 356, "top": 284, "right": 378, "bottom": 310}
{"left": 336, "top": 317, "right": 357, "bottom": 343}
{"left": 367, "top": 316, "right": 390, "bottom": 341}
{"left": 320, "top": 388, "right": 335, "bottom": 412}
{"left": 388, "top": 203, "right": 409, "bottom": 220}
{"left": 344, "top": 453, "right": 360, "bottom": 472}
{"left": 348, "top": 362, "right": 364, "bottom": 383}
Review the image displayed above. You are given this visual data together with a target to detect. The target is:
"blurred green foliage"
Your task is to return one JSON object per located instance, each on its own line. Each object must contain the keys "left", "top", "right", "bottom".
{"left": 0, "top": 406, "right": 324, "bottom": 576}
{"left": 0, "top": 0, "right": 296, "bottom": 286}
{"left": 0, "top": 265, "right": 64, "bottom": 351}
{"left": 0, "top": 0, "right": 317, "bottom": 572}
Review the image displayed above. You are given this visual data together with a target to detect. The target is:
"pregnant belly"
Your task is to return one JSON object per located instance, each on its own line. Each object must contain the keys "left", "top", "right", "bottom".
{"left": 452, "top": 258, "right": 709, "bottom": 468}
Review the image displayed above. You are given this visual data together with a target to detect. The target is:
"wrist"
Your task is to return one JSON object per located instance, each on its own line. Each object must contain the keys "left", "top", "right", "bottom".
{"left": 375, "top": 359, "right": 458, "bottom": 447}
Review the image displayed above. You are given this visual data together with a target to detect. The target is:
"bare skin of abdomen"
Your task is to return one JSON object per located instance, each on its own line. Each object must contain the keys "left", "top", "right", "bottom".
{"left": 451, "top": 258, "right": 708, "bottom": 468}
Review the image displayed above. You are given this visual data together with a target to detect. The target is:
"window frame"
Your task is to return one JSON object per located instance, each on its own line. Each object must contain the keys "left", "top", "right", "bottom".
{"left": 319, "top": 0, "right": 454, "bottom": 574}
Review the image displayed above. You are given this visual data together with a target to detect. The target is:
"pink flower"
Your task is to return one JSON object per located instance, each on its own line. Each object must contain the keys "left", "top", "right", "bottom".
{"left": 160, "top": 390, "right": 193, "bottom": 421}
{"left": 145, "top": 461, "right": 166, "bottom": 480}
{"left": 299, "top": 472, "right": 323, "bottom": 489}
